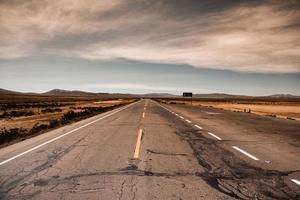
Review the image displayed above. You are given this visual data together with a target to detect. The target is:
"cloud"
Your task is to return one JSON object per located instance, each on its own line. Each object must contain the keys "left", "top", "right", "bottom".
{"left": 87, "top": 83, "right": 178, "bottom": 91}
{"left": 0, "top": 0, "right": 299, "bottom": 73}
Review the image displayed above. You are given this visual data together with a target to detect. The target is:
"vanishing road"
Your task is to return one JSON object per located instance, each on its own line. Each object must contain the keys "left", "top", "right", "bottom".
{"left": 0, "top": 99, "right": 299, "bottom": 199}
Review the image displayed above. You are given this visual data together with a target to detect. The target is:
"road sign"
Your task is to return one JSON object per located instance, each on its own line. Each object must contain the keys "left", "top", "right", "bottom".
{"left": 183, "top": 92, "right": 193, "bottom": 97}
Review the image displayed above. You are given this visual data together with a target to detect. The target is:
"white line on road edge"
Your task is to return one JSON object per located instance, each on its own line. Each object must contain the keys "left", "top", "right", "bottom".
{"left": 207, "top": 132, "right": 222, "bottom": 140}
{"left": 194, "top": 125, "right": 203, "bottom": 129}
{"left": 133, "top": 128, "right": 143, "bottom": 159}
{"left": 206, "top": 112, "right": 220, "bottom": 115}
{"left": 185, "top": 119, "right": 192, "bottom": 123}
{"left": 232, "top": 146, "right": 259, "bottom": 161}
{"left": 291, "top": 179, "right": 300, "bottom": 186}
{"left": 0, "top": 101, "right": 139, "bottom": 166}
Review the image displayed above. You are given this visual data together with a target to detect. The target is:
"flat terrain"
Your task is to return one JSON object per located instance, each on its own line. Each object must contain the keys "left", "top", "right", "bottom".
{"left": 0, "top": 99, "right": 299, "bottom": 199}
{"left": 0, "top": 95, "right": 133, "bottom": 147}
{"left": 1, "top": 100, "right": 127, "bottom": 130}
{"left": 166, "top": 99, "right": 300, "bottom": 121}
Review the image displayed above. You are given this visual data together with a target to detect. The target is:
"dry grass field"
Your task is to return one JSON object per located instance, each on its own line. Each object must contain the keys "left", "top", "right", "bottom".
{"left": 0, "top": 100, "right": 128, "bottom": 130}
{"left": 0, "top": 95, "right": 135, "bottom": 146}
{"left": 164, "top": 99, "right": 300, "bottom": 121}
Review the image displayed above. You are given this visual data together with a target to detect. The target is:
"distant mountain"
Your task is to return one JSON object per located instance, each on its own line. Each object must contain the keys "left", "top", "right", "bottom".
{"left": 268, "top": 94, "right": 300, "bottom": 98}
{"left": 0, "top": 88, "right": 299, "bottom": 99}
{"left": 0, "top": 88, "right": 23, "bottom": 95}
{"left": 142, "top": 93, "right": 178, "bottom": 98}
{"left": 191, "top": 93, "right": 300, "bottom": 99}
{"left": 0, "top": 88, "right": 109, "bottom": 97}
{"left": 193, "top": 93, "right": 249, "bottom": 99}
{"left": 42, "top": 89, "right": 99, "bottom": 96}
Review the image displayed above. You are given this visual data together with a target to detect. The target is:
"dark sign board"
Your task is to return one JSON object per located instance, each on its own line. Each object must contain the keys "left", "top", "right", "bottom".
{"left": 183, "top": 92, "right": 193, "bottom": 97}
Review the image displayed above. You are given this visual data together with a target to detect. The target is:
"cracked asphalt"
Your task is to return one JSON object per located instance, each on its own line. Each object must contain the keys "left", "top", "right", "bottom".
{"left": 0, "top": 99, "right": 299, "bottom": 199}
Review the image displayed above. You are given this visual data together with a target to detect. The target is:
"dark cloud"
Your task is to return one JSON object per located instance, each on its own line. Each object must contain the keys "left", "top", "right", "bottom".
{"left": 0, "top": 0, "right": 299, "bottom": 73}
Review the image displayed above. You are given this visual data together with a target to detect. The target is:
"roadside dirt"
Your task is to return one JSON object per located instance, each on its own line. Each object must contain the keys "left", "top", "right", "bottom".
{"left": 0, "top": 100, "right": 130, "bottom": 130}
{"left": 167, "top": 100, "right": 300, "bottom": 121}
{"left": 0, "top": 100, "right": 134, "bottom": 148}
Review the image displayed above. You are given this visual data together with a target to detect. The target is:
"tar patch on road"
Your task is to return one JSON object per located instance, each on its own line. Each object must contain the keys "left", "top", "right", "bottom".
{"left": 156, "top": 106, "right": 300, "bottom": 200}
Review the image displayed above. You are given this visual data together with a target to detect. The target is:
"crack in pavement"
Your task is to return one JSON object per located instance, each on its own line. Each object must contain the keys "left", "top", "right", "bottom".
{"left": 118, "top": 179, "right": 126, "bottom": 200}
{"left": 3, "top": 169, "right": 201, "bottom": 199}
{"left": 146, "top": 149, "right": 187, "bottom": 156}
{"left": 0, "top": 135, "right": 88, "bottom": 199}
{"left": 156, "top": 106, "right": 300, "bottom": 200}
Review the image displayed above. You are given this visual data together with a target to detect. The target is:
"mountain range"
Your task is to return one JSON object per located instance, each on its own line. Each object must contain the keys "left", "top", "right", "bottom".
{"left": 0, "top": 88, "right": 299, "bottom": 99}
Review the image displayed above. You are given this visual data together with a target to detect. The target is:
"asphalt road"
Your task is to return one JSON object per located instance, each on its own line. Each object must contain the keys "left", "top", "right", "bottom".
{"left": 0, "top": 99, "right": 299, "bottom": 199}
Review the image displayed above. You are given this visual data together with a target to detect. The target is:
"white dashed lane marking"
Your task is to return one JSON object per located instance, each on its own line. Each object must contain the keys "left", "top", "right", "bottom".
{"left": 194, "top": 125, "right": 203, "bottom": 130}
{"left": 207, "top": 132, "right": 222, "bottom": 140}
{"left": 232, "top": 146, "right": 259, "bottom": 161}
{"left": 160, "top": 103, "right": 261, "bottom": 165}
{"left": 185, "top": 119, "right": 192, "bottom": 123}
{"left": 156, "top": 102, "right": 300, "bottom": 184}
{"left": 291, "top": 179, "right": 300, "bottom": 186}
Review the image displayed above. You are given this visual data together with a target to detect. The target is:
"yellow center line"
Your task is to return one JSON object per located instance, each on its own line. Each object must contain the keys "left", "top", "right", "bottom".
{"left": 133, "top": 128, "right": 143, "bottom": 159}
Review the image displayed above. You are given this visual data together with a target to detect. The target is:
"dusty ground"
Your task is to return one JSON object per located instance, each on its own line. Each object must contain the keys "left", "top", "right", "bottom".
{"left": 0, "top": 100, "right": 131, "bottom": 130}
{"left": 166, "top": 100, "right": 300, "bottom": 121}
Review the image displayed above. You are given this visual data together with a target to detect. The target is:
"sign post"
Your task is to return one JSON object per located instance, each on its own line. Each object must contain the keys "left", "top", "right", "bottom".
{"left": 183, "top": 92, "right": 193, "bottom": 105}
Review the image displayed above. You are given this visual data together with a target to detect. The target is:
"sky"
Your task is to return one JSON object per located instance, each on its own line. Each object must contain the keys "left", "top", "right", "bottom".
{"left": 0, "top": 0, "right": 299, "bottom": 95}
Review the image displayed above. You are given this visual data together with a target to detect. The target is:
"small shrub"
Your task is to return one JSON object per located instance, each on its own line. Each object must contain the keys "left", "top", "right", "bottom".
{"left": 0, "top": 110, "right": 34, "bottom": 118}
{"left": 266, "top": 114, "right": 277, "bottom": 118}
{"left": 0, "top": 111, "right": 9, "bottom": 119}
{"left": 41, "top": 108, "right": 62, "bottom": 113}
{"left": 62, "top": 110, "right": 78, "bottom": 122}
{"left": 0, "top": 128, "right": 27, "bottom": 144}
{"left": 30, "top": 123, "right": 49, "bottom": 134}
{"left": 287, "top": 117, "right": 295, "bottom": 120}
{"left": 49, "top": 119, "right": 60, "bottom": 128}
